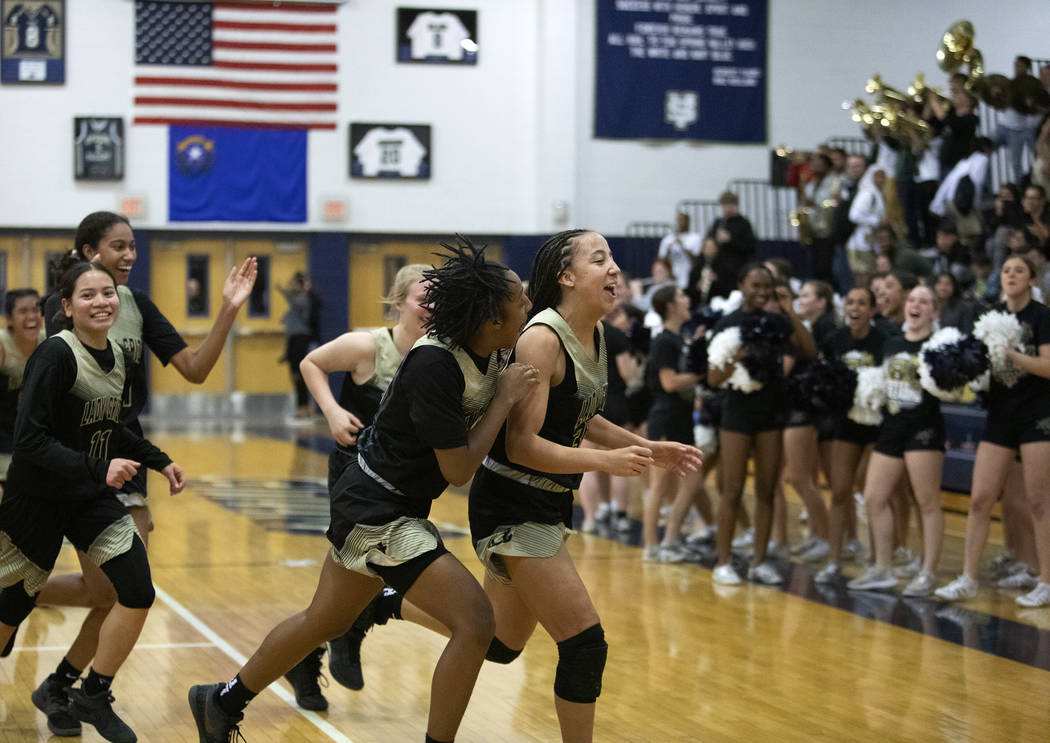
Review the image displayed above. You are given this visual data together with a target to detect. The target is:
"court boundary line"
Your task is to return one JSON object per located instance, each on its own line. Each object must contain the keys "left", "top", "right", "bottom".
{"left": 10, "top": 642, "right": 216, "bottom": 653}
{"left": 154, "top": 585, "right": 355, "bottom": 743}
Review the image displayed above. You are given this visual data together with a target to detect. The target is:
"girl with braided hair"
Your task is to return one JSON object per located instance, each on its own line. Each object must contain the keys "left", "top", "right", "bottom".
{"left": 189, "top": 238, "right": 539, "bottom": 743}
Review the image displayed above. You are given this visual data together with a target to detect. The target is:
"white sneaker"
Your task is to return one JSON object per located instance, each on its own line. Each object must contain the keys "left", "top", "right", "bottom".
{"left": 934, "top": 574, "right": 979, "bottom": 601}
{"left": 731, "top": 527, "right": 755, "bottom": 550}
{"left": 642, "top": 545, "right": 660, "bottom": 562}
{"left": 800, "top": 538, "right": 830, "bottom": 562}
{"left": 581, "top": 519, "right": 598, "bottom": 535}
{"left": 595, "top": 502, "right": 612, "bottom": 521}
{"left": 893, "top": 556, "right": 921, "bottom": 579}
{"left": 613, "top": 516, "right": 632, "bottom": 533}
{"left": 902, "top": 571, "right": 938, "bottom": 597}
{"left": 1016, "top": 581, "right": 1050, "bottom": 608}
{"left": 658, "top": 543, "right": 688, "bottom": 564}
{"left": 790, "top": 535, "right": 818, "bottom": 556}
{"left": 747, "top": 562, "right": 783, "bottom": 585}
{"left": 713, "top": 564, "right": 743, "bottom": 585}
{"left": 814, "top": 562, "right": 841, "bottom": 584}
{"left": 998, "top": 568, "right": 1038, "bottom": 589}
{"left": 685, "top": 525, "right": 716, "bottom": 545}
{"left": 766, "top": 542, "right": 790, "bottom": 561}
{"left": 892, "top": 546, "right": 915, "bottom": 566}
{"left": 842, "top": 539, "right": 865, "bottom": 563}
{"left": 988, "top": 549, "right": 1017, "bottom": 575}
{"left": 847, "top": 566, "right": 898, "bottom": 591}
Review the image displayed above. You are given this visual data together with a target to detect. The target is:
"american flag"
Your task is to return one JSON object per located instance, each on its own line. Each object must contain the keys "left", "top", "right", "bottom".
{"left": 134, "top": 1, "right": 338, "bottom": 130}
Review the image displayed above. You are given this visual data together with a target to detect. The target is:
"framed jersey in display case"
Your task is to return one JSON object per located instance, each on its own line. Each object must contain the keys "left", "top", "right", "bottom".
{"left": 74, "top": 117, "right": 124, "bottom": 180}
{"left": 350, "top": 123, "right": 431, "bottom": 180}
{"left": 396, "top": 7, "right": 476, "bottom": 65}
{"left": 1, "top": 0, "right": 64, "bottom": 83}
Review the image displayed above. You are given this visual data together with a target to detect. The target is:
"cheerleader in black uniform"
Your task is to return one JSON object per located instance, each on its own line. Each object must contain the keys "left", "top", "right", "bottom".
{"left": 190, "top": 239, "right": 539, "bottom": 743}
{"left": 0, "top": 289, "right": 44, "bottom": 493}
{"left": 288, "top": 263, "right": 429, "bottom": 702}
{"left": 708, "top": 264, "right": 815, "bottom": 585}
{"left": 784, "top": 281, "right": 837, "bottom": 561}
{"left": 937, "top": 255, "right": 1050, "bottom": 606}
{"left": 0, "top": 262, "right": 185, "bottom": 742}
{"left": 848, "top": 285, "right": 945, "bottom": 595}
{"left": 29, "top": 212, "right": 255, "bottom": 734}
{"left": 813, "top": 288, "right": 887, "bottom": 583}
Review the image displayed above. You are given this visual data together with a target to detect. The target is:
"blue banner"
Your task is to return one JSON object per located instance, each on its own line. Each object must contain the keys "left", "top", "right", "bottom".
{"left": 594, "top": 0, "right": 767, "bottom": 142}
{"left": 169, "top": 126, "right": 307, "bottom": 222}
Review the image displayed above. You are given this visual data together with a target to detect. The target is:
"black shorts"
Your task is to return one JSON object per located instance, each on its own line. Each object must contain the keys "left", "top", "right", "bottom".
{"left": 874, "top": 412, "right": 945, "bottom": 458}
{"left": 785, "top": 409, "right": 813, "bottom": 428}
{"left": 816, "top": 414, "right": 837, "bottom": 442}
{"left": 981, "top": 409, "right": 1050, "bottom": 449}
{"left": 720, "top": 401, "right": 786, "bottom": 435}
{"left": 602, "top": 393, "right": 629, "bottom": 427}
{"left": 0, "top": 490, "right": 134, "bottom": 585}
{"left": 830, "top": 417, "right": 879, "bottom": 446}
{"left": 328, "top": 444, "right": 355, "bottom": 493}
{"left": 646, "top": 408, "right": 694, "bottom": 444}
{"left": 468, "top": 466, "right": 573, "bottom": 544}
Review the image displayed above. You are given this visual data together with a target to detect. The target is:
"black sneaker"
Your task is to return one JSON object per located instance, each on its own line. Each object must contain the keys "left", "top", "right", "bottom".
{"left": 31, "top": 673, "right": 82, "bottom": 737}
{"left": 328, "top": 591, "right": 380, "bottom": 690}
{"left": 283, "top": 647, "right": 328, "bottom": 711}
{"left": 189, "top": 684, "right": 246, "bottom": 743}
{"left": 69, "top": 686, "right": 137, "bottom": 743}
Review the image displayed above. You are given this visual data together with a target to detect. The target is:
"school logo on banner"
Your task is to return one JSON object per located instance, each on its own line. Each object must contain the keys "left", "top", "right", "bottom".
{"left": 665, "top": 91, "right": 699, "bottom": 131}
{"left": 1, "top": 0, "right": 65, "bottom": 83}
{"left": 174, "top": 134, "right": 215, "bottom": 177}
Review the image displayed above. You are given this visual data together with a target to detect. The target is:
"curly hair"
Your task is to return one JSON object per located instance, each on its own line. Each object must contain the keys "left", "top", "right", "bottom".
{"left": 526, "top": 229, "right": 590, "bottom": 317}
{"left": 421, "top": 236, "right": 511, "bottom": 350}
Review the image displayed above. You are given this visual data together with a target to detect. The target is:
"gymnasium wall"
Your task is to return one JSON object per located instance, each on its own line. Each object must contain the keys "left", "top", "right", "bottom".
{"left": 1, "top": 1, "right": 1047, "bottom": 236}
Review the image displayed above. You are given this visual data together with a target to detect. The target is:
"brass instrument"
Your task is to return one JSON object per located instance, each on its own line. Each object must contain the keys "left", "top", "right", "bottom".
{"left": 907, "top": 73, "right": 950, "bottom": 107}
{"left": 934, "top": 19, "right": 1008, "bottom": 107}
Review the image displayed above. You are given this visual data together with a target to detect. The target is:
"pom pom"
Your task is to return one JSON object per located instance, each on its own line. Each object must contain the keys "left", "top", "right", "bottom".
{"left": 737, "top": 313, "right": 790, "bottom": 386}
{"left": 796, "top": 358, "right": 858, "bottom": 415}
{"left": 973, "top": 310, "right": 1023, "bottom": 387}
{"left": 706, "top": 327, "right": 762, "bottom": 392}
{"left": 848, "top": 366, "right": 886, "bottom": 426}
{"left": 918, "top": 328, "right": 990, "bottom": 402}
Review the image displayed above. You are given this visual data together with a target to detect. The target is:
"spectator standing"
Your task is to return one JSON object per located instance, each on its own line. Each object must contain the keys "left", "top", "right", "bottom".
{"left": 658, "top": 212, "right": 702, "bottom": 291}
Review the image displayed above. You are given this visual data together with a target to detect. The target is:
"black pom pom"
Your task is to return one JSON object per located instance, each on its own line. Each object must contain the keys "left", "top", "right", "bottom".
{"left": 795, "top": 357, "right": 858, "bottom": 415}
{"left": 737, "top": 313, "right": 791, "bottom": 385}
{"left": 923, "top": 336, "right": 990, "bottom": 392}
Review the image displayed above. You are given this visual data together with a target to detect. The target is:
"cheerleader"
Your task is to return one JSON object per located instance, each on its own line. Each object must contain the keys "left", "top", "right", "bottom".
{"left": 642, "top": 284, "right": 703, "bottom": 561}
{"left": 814, "top": 287, "right": 887, "bottom": 583}
{"left": 28, "top": 212, "right": 255, "bottom": 735}
{"left": 848, "top": 285, "right": 944, "bottom": 595}
{"left": 0, "top": 262, "right": 185, "bottom": 742}
{"left": 0, "top": 289, "right": 44, "bottom": 493}
{"left": 784, "top": 280, "right": 837, "bottom": 562}
{"left": 937, "top": 255, "right": 1050, "bottom": 606}
{"left": 285, "top": 263, "right": 429, "bottom": 704}
{"left": 190, "top": 239, "right": 539, "bottom": 743}
{"left": 708, "top": 263, "right": 815, "bottom": 585}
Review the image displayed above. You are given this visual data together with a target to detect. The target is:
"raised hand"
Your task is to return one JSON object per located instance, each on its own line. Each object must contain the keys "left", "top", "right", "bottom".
{"left": 223, "top": 257, "right": 259, "bottom": 309}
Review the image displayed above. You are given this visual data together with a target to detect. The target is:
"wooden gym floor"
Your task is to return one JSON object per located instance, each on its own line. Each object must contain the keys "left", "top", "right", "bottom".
{"left": 1, "top": 418, "right": 1049, "bottom": 742}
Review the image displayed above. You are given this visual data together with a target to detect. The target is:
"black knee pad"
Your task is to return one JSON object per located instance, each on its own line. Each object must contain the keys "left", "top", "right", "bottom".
{"left": 485, "top": 636, "right": 522, "bottom": 664}
{"left": 0, "top": 581, "right": 37, "bottom": 626}
{"left": 554, "top": 623, "right": 607, "bottom": 704}
{"left": 99, "top": 536, "right": 155, "bottom": 610}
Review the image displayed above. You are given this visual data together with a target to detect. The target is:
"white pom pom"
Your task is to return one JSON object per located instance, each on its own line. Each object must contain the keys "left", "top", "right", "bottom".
{"left": 917, "top": 327, "right": 967, "bottom": 402}
{"left": 706, "top": 327, "right": 762, "bottom": 393}
{"left": 849, "top": 366, "right": 886, "bottom": 426}
{"left": 974, "top": 310, "right": 1023, "bottom": 386}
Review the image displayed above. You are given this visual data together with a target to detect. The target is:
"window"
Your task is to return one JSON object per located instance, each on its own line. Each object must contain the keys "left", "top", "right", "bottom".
{"left": 186, "top": 254, "right": 210, "bottom": 317}
{"left": 249, "top": 254, "right": 270, "bottom": 317}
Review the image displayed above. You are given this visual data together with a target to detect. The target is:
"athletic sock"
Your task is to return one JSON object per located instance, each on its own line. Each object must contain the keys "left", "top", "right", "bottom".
{"left": 425, "top": 735, "right": 452, "bottom": 743}
{"left": 54, "top": 657, "right": 82, "bottom": 686}
{"left": 375, "top": 588, "right": 403, "bottom": 624}
{"left": 216, "top": 674, "right": 257, "bottom": 716}
{"left": 82, "top": 668, "right": 113, "bottom": 696}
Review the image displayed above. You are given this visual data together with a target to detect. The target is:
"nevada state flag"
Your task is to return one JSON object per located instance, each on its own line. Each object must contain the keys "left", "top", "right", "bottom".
{"left": 169, "top": 125, "right": 306, "bottom": 222}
